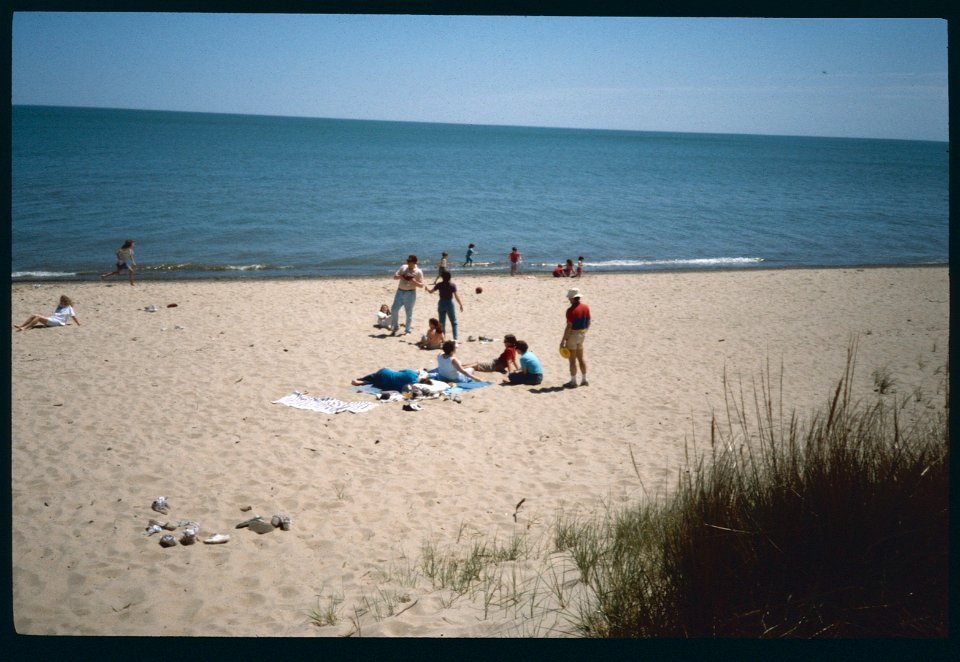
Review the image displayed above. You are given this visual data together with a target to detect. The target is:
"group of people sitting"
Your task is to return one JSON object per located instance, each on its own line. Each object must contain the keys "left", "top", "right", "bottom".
{"left": 552, "top": 257, "right": 584, "bottom": 278}
{"left": 353, "top": 333, "right": 544, "bottom": 392}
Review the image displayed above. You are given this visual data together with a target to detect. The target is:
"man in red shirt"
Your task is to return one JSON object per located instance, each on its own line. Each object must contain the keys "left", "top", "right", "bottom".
{"left": 561, "top": 287, "right": 591, "bottom": 387}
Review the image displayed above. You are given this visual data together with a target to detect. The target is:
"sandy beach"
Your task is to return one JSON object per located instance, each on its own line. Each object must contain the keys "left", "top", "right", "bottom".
{"left": 9, "top": 266, "right": 949, "bottom": 637}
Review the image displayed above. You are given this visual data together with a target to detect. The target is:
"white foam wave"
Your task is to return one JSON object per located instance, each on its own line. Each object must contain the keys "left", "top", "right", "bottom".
{"left": 591, "top": 257, "right": 765, "bottom": 268}
{"left": 12, "top": 271, "right": 78, "bottom": 278}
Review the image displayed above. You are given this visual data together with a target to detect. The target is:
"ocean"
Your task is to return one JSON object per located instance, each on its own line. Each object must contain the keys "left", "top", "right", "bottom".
{"left": 11, "top": 105, "right": 949, "bottom": 281}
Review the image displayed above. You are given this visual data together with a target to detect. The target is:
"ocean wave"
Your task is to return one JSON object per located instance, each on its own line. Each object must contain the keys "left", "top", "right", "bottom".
{"left": 141, "top": 263, "right": 293, "bottom": 273}
{"left": 12, "top": 271, "right": 78, "bottom": 279}
{"left": 592, "top": 257, "right": 765, "bottom": 268}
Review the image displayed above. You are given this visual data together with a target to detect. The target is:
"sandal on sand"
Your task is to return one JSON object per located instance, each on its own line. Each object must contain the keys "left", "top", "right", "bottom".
{"left": 203, "top": 533, "right": 230, "bottom": 544}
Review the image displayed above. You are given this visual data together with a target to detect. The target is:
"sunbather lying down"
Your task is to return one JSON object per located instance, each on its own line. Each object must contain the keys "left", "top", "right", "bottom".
{"left": 352, "top": 367, "right": 449, "bottom": 391}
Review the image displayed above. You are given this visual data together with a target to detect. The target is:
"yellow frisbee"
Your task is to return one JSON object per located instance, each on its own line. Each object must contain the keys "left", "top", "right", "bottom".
{"left": 559, "top": 346, "right": 571, "bottom": 359}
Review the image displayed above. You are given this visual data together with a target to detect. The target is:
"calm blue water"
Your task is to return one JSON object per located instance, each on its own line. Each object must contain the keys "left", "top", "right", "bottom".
{"left": 11, "top": 105, "right": 949, "bottom": 280}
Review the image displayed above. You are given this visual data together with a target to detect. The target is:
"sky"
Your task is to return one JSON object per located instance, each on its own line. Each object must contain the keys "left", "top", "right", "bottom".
{"left": 11, "top": 13, "right": 949, "bottom": 141}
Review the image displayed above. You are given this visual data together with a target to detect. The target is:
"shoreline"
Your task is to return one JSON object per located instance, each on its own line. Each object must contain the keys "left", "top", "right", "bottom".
{"left": 11, "top": 266, "right": 949, "bottom": 636}
{"left": 10, "top": 260, "right": 950, "bottom": 285}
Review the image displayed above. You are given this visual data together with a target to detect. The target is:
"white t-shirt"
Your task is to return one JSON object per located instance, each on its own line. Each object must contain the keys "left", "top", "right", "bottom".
{"left": 49, "top": 305, "right": 74, "bottom": 326}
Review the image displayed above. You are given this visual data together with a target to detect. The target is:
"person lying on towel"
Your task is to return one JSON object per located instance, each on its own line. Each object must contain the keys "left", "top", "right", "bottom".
{"left": 351, "top": 368, "right": 433, "bottom": 392}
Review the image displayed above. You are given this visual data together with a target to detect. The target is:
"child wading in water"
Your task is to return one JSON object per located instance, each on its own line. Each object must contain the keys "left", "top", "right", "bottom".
{"left": 463, "top": 243, "right": 476, "bottom": 267}
{"left": 15, "top": 295, "right": 81, "bottom": 331}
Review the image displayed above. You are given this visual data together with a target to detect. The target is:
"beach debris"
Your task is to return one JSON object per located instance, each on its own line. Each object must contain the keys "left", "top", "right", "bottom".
{"left": 248, "top": 519, "right": 275, "bottom": 534}
{"left": 235, "top": 516, "right": 263, "bottom": 529}
{"left": 151, "top": 496, "right": 169, "bottom": 514}
{"left": 167, "top": 303, "right": 178, "bottom": 308}
{"left": 203, "top": 533, "right": 230, "bottom": 544}
{"left": 144, "top": 523, "right": 164, "bottom": 536}
{"left": 180, "top": 522, "right": 200, "bottom": 545}
{"left": 240, "top": 505, "right": 252, "bottom": 512}
{"left": 271, "top": 514, "right": 292, "bottom": 531}
{"left": 159, "top": 534, "right": 177, "bottom": 548}
{"left": 144, "top": 305, "right": 158, "bottom": 312}
{"left": 513, "top": 498, "right": 526, "bottom": 522}
{"left": 403, "top": 403, "right": 422, "bottom": 411}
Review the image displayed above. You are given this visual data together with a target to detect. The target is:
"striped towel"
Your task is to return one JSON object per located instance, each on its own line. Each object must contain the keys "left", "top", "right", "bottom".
{"left": 273, "top": 391, "right": 379, "bottom": 414}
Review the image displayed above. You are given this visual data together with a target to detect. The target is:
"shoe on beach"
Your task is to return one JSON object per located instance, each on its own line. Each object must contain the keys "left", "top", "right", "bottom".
{"left": 403, "top": 402, "right": 422, "bottom": 411}
{"left": 564, "top": 380, "right": 579, "bottom": 389}
{"left": 580, "top": 378, "right": 589, "bottom": 386}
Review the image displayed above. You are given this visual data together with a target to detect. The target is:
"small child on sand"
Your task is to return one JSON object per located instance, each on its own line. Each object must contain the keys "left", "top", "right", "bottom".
{"left": 374, "top": 304, "right": 392, "bottom": 329}
{"left": 14, "top": 294, "right": 81, "bottom": 331}
{"left": 416, "top": 318, "right": 445, "bottom": 350}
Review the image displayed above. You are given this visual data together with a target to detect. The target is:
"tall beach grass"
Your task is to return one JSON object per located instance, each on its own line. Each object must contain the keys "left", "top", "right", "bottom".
{"left": 562, "top": 342, "right": 948, "bottom": 637}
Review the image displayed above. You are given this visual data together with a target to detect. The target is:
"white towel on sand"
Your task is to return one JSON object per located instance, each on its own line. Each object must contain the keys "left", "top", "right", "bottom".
{"left": 273, "top": 391, "right": 379, "bottom": 414}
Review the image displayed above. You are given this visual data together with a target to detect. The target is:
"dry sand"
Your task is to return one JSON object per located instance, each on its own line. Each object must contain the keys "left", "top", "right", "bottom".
{"left": 9, "top": 266, "right": 949, "bottom": 636}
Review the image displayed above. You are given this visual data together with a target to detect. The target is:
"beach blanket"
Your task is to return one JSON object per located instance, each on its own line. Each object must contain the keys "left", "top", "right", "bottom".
{"left": 273, "top": 391, "right": 379, "bottom": 414}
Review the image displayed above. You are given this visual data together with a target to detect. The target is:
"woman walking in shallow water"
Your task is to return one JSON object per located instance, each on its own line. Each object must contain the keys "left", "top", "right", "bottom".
{"left": 101, "top": 239, "right": 136, "bottom": 285}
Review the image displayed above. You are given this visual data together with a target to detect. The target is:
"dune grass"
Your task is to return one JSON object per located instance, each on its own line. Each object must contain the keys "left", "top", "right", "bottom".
{"left": 313, "top": 342, "right": 948, "bottom": 637}
{"left": 562, "top": 342, "right": 949, "bottom": 638}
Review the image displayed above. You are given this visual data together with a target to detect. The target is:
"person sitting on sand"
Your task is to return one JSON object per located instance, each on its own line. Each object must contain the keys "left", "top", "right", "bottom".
{"left": 552, "top": 264, "right": 565, "bottom": 278}
{"left": 435, "top": 340, "right": 480, "bottom": 382}
{"left": 463, "top": 334, "right": 519, "bottom": 373}
{"left": 374, "top": 303, "right": 392, "bottom": 329}
{"left": 351, "top": 368, "right": 431, "bottom": 392}
{"left": 416, "top": 318, "right": 445, "bottom": 350}
{"left": 562, "top": 259, "right": 575, "bottom": 277}
{"left": 503, "top": 340, "right": 543, "bottom": 385}
{"left": 14, "top": 294, "right": 81, "bottom": 331}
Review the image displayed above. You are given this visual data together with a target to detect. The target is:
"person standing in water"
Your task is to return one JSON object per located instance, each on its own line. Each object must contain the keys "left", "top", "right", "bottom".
{"left": 463, "top": 243, "right": 476, "bottom": 267}
{"left": 509, "top": 247, "right": 522, "bottom": 276}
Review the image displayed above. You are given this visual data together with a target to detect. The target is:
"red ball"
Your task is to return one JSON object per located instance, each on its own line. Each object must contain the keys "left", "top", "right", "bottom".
{"left": 475, "top": 286, "right": 483, "bottom": 294}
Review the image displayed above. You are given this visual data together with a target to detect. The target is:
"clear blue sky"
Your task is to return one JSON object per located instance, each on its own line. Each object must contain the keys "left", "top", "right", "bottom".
{"left": 12, "top": 13, "right": 949, "bottom": 141}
